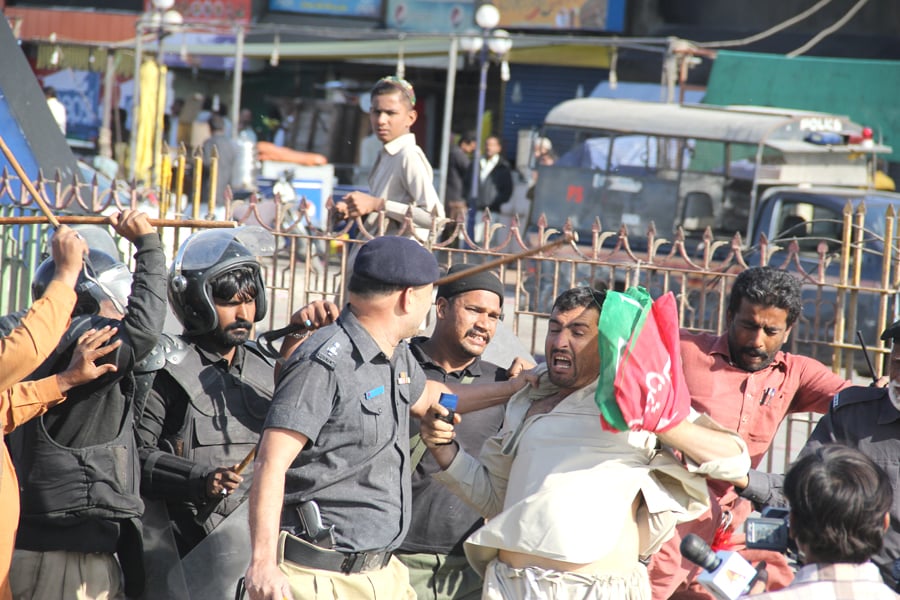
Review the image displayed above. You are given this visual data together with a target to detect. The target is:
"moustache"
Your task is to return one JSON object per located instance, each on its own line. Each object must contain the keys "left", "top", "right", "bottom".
{"left": 741, "top": 347, "right": 768, "bottom": 359}
{"left": 226, "top": 320, "right": 253, "bottom": 332}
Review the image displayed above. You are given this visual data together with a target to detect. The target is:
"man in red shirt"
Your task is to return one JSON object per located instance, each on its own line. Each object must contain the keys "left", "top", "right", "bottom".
{"left": 649, "top": 266, "right": 853, "bottom": 599}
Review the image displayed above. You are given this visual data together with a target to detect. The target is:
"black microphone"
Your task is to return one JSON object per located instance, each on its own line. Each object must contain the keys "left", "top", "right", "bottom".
{"left": 680, "top": 534, "right": 761, "bottom": 600}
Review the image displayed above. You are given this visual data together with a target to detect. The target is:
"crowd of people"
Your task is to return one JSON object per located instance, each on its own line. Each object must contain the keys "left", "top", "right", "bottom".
{"left": 1, "top": 74, "right": 898, "bottom": 600}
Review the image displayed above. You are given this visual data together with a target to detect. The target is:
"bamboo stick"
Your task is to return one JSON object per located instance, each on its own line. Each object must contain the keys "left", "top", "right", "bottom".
{"left": 0, "top": 215, "right": 236, "bottom": 228}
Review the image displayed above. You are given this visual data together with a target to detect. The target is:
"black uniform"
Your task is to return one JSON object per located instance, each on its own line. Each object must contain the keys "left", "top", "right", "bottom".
{"left": 740, "top": 386, "right": 900, "bottom": 590}
{"left": 8, "top": 233, "right": 167, "bottom": 597}
{"left": 136, "top": 334, "right": 274, "bottom": 556}
{"left": 400, "top": 337, "right": 507, "bottom": 556}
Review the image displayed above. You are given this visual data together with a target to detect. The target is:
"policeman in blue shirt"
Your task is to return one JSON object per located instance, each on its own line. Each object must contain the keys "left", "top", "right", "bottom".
{"left": 243, "top": 236, "right": 526, "bottom": 600}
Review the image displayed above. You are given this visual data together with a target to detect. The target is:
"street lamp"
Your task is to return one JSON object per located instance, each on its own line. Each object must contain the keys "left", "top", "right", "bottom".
{"left": 461, "top": 3, "right": 513, "bottom": 240}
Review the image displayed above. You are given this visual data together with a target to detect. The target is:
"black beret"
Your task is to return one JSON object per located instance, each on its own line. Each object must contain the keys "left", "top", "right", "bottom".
{"left": 353, "top": 236, "right": 439, "bottom": 286}
{"left": 880, "top": 319, "right": 900, "bottom": 342}
{"left": 437, "top": 264, "right": 504, "bottom": 306}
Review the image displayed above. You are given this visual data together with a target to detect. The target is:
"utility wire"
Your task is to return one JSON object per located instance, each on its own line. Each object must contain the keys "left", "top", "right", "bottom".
{"left": 787, "top": 0, "right": 870, "bottom": 57}
{"left": 695, "top": 0, "right": 834, "bottom": 48}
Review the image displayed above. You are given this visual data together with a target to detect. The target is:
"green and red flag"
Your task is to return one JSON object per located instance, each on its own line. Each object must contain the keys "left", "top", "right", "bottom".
{"left": 595, "top": 286, "right": 691, "bottom": 433}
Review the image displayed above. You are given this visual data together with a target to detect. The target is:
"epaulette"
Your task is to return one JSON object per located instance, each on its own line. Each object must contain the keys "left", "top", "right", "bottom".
{"left": 135, "top": 333, "right": 187, "bottom": 373}
{"left": 310, "top": 332, "right": 344, "bottom": 371}
{"left": 831, "top": 386, "right": 886, "bottom": 412}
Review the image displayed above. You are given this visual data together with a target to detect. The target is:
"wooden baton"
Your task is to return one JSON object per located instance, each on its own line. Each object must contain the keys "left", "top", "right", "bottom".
{"left": 193, "top": 447, "right": 257, "bottom": 526}
{"left": 0, "top": 133, "right": 61, "bottom": 228}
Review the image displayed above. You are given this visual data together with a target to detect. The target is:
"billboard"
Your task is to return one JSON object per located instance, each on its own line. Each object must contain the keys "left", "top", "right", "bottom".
{"left": 7, "top": 0, "right": 142, "bottom": 9}
{"left": 268, "top": 0, "right": 384, "bottom": 18}
{"left": 386, "top": 1, "right": 473, "bottom": 32}
{"left": 143, "top": 0, "right": 252, "bottom": 24}
{"left": 387, "top": 0, "right": 626, "bottom": 33}
{"left": 495, "top": 0, "right": 626, "bottom": 32}
{"left": 42, "top": 69, "right": 102, "bottom": 143}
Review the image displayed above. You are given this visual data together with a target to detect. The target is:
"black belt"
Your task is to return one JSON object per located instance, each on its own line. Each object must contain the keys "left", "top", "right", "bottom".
{"left": 281, "top": 532, "right": 392, "bottom": 575}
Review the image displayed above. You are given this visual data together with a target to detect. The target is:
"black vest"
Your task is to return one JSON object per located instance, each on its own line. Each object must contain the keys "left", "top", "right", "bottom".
{"left": 12, "top": 315, "right": 143, "bottom": 523}
{"left": 160, "top": 336, "right": 274, "bottom": 522}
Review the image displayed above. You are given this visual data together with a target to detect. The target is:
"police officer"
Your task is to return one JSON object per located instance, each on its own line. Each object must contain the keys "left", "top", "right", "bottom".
{"left": 136, "top": 226, "right": 276, "bottom": 557}
{"left": 7, "top": 210, "right": 166, "bottom": 600}
{"left": 738, "top": 319, "right": 900, "bottom": 591}
{"left": 398, "top": 264, "right": 521, "bottom": 600}
{"left": 244, "top": 236, "right": 527, "bottom": 600}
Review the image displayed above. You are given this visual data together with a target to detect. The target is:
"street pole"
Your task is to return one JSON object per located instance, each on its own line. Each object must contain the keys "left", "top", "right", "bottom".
{"left": 230, "top": 24, "right": 244, "bottom": 140}
{"left": 151, "top": 36, "right": 164, "bottom": 190}
{"left": 437, "top": 37, "right": 458, "bottom": 204}
{"left": 98, "top": 48, "right": 115, "bottom": 159}
{"left": 468, "top": 37, "right": 489, "bottom": 209}
{"left": 129, "top": 25, "right": 143, "bottom": 181}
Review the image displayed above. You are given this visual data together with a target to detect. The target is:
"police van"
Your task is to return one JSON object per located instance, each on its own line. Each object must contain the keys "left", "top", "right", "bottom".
{"left": 529, "top": 97, "right": 892, "bottom": 250}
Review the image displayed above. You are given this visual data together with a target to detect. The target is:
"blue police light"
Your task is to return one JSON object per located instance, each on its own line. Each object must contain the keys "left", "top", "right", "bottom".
{"left": 804, "top": 131, "right": 844, "bottom": 145}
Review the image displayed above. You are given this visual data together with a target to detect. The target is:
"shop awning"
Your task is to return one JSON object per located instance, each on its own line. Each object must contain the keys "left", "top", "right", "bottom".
{"left": 151, "top": 34, "right": 611, "bottom": 68}
{"left": 4, "top": 6, "right": 138, "bottom": 44}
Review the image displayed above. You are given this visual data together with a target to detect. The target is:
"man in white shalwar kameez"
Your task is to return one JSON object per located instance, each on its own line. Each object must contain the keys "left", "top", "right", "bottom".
{"left": 422, "top": 287, "right": 750, "bottom": 599}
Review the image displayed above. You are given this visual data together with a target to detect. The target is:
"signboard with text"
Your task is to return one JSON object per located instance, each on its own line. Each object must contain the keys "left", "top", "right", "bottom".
{"left": 386, "top": 1, "right": 473, "bottom": 32}
{"left": 143, "top": 0, "right": 252, "bottom": 24}
{"left": 8, "top": 0, "right": 142, "bottom": 10}
{"left": 494, "top": 0, "right": 626, "bottom": 32}
{"left": 386, "top": 0, "right": 625, "bottom": 33}
{"left": 42, "top": 69, "right": 102, "bottom": 142}
{"left": 268, "top": 0, "right": 384, "bottom": 18}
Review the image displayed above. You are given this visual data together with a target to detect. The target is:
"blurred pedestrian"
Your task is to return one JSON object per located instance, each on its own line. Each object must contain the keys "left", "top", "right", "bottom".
{"left": 238, "top": 108, "right": 258, "bottom": 143}
{"left": 44, "top": 86, "right": 66, "bottom": 134}
{"left": 444, "top": 131, "right": 476, "bottom": 239}
{"left": 468, "top": 135, "right": 512, "bottom": 245}
{"left": 165, "top": 97, "right": 184, "bottom": 149}
{"left": 202, "top": 114, "right": 237, "bottom": 205}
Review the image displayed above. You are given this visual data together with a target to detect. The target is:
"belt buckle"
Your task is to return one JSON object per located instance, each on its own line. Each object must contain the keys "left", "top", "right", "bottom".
{"left": 340, "top": 552, "right": 362, "bottom": 574}
{"left": 362, "top": 551, "right": 386, "bottom": 572}
{"left": 340, "top": 550, "right": 389, "bottom": 574}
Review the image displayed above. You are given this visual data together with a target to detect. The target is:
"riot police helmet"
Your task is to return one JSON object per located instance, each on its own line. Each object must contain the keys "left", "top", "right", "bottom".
{"left": 168, "top": 226, "right": 275, "bottom": 335}
{"left": 31, "top": 227, "right": 132, "bottom": 317}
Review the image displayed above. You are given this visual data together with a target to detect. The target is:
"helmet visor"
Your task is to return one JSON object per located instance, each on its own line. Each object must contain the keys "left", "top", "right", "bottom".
{"left": 174, "top": 226, "right": 276, "bottom": 273}
{"left": 81, "top": 260, "right": 132, "bottom": 315}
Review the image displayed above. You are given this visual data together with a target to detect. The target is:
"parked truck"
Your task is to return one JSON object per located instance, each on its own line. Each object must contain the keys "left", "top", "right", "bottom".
{"left": 525, "top": 97, "right": 899, "bottom": 373}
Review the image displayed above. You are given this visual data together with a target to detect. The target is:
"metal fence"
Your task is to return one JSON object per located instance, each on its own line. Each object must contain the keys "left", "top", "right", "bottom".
{"left": 1, "top": 152, "right": 898, "bottom": 474}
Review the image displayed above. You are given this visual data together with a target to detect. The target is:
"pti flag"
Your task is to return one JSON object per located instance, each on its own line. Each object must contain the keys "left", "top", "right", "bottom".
{"left": 595, "top": 287, "right": 690, "bottom": 432}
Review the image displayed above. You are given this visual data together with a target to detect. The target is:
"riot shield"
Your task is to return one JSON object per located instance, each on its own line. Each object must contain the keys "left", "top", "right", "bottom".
{"left": 139, "top": 498, "right": 190, "bottom": 600}
{"left": 181, "top": 499, "right": 251, "bottom": 599}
